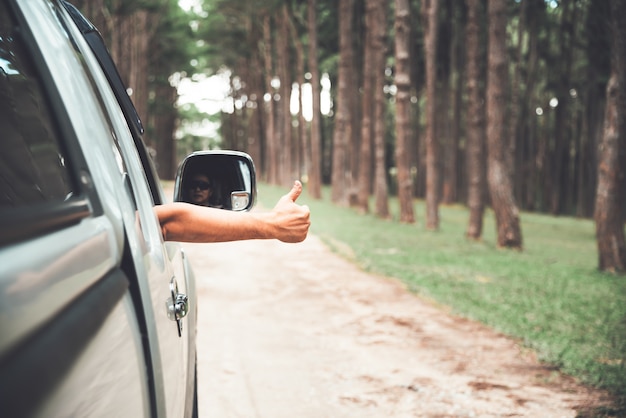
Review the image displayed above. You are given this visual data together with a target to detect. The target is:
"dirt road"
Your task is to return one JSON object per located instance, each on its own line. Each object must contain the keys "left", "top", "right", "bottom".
{"left": 184, "top": 235, "right": 609, "bottom": 418}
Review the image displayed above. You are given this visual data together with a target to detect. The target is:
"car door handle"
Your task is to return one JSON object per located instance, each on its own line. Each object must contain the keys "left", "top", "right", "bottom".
{"left": 173, "top": 292, "right": 189, "bottom": 320}
{"left": 167, "top": 278, "right": 188, "bottom": 337}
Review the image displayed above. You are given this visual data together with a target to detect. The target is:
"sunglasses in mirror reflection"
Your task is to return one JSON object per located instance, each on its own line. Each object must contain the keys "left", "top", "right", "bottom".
{"left": 189, "top": 180, "right": 211, "bottom": 191}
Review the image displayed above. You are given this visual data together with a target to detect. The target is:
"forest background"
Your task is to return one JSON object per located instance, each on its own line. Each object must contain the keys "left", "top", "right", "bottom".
{"left": 71, "top": 0, "right": 626, "bottom": 274}
{"left": 74, "top": 0, "right": 626, "bottom": 408}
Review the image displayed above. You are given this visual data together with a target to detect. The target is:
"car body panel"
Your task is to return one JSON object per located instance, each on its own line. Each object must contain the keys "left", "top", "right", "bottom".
{"left": 0, "top": 216, "right": 118, "bottom": 357}
{"left": 0, "top": 1, "right": 197, "bottom": 417}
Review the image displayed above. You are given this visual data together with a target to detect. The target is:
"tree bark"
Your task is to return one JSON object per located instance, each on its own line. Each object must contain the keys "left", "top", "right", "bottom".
{"left": 373, "top": 0, "right": 389, "bottom": 218}
{"left": 444, "top": 1, "right": 464, "bottom": 205}
{"left": 465, "top": 0, "right": 486, "bottom": 240}
{"left": 153, "top": 82, "right": 178, "bottom": 180}
{"left": 288, "top": 8, "right": 306, "bottom": 183}
{"left": 331, "top": 0, "right": 355, "bottom": 206}
{"left": 594, "top": 0, "right": 626, "bottom": 273}
{"left": 276, "top": 5, "right": 292, "bottom": 187}
{"left": 550, "top": 0, "right": 576, "bottom": 215}
{"left": 262, "top": 14, "right": 278, "bottom": 184}
{"left": 423, "top": 0, "right": 440, "bottom": 230}
{"left": 307, "top": 0, "right": 323, "bottom": 199}
{"left": 521, "top": 0, "right": 541, "bottom": 212}
{"left": 486, "top": 0, "right": 523, "bottom": 249}
{"left": 508, "top": 0, "right": 526, "bottom": 201}
{"left": 394, "top": 0, "right": 415, "bottom": 223}
{"left": 357, "top": 0, "right": 377, "bottom": 213}
{"left": 440, "top": 0, "right": 455, "bottom": 205}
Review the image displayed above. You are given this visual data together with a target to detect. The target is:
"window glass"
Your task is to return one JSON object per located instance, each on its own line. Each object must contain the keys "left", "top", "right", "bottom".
{"left": 0, "top": 1, "right": 74, "bottom": 207}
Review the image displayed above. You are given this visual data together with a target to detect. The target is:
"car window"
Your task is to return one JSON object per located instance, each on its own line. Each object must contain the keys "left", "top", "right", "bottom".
{"left": 61, "top": 1, "right": 164, "bottom": 205}
{"left": 0, "top": 1, "right": 74, "bottom": 207}
{"left": 0, "top": 0, "right": 96, "bottom": 246}
{"left": 52, "top": 3, "right": 168, "bottom": 254}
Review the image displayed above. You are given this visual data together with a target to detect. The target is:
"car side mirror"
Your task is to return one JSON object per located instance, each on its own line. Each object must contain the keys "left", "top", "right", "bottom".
{"left": 174, "top": 151, "right": 256, "bottom": 211}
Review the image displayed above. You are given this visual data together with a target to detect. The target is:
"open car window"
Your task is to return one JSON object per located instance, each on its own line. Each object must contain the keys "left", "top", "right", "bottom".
{"left": 61, "top": 1, "right": 164, "bottom": 205}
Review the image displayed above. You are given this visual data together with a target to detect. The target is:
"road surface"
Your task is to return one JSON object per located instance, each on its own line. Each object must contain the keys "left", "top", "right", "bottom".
{"left": 184, "top": 235, "right": 609, "bottom": 418}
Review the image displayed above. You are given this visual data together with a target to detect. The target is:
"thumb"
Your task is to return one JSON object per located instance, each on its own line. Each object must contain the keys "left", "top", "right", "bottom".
{"left": 285, "top": 180, "right": 303, "bottom": 203}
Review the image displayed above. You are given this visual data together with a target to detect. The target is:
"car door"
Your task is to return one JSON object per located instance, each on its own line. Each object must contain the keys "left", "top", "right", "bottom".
{"left": 53, "top": 3, "right": 194, "bottom": 416}
{"left": 0, "top": 1, "right": 150, "bottom": 416}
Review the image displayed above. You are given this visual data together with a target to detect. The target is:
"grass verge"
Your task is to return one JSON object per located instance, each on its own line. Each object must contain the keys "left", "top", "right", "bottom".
{"left": 257, "top": 182, "right": 626, "bottom": 411}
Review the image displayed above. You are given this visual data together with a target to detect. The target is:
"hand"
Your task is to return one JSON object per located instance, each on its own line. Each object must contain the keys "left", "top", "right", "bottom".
{"left": 270, "top": 181, "right": 311, "bottom": 243}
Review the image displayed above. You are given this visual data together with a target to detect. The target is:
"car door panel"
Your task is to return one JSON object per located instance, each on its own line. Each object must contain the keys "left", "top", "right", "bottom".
{"left": 0, "top": 264, "right": 145, "bottom": 417}
{"left": 3, "top": 2, "right": 196, "bottom": 416}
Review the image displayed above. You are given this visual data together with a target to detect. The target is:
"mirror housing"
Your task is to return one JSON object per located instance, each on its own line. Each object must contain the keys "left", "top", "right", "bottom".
{"left": 174, "top": 151, "right": 256, "bottom": 211}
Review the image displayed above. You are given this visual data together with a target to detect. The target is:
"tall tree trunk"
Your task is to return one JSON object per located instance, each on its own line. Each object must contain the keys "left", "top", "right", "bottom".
{"left": 249, "top": 70, "right": 264, "bottom": 173}
{"left": 348, "top": 1, "right": 361, "bottom": 207}
{"left": 550, "top": 0, "right": 576, "bottom": 215}
{"left": 331, "top": 0, "right": 355, "bottom": 206}
{"left": 277, "top": 6, "right": 292, "bottom": 187}
{"left": 307, "top": 0, "right": 322, "bottom": 199}
{"left": 435, "top": 0, "right": 456, "bottom": 204}
{"left": 447, "top": 1, "right": 464, "bottom": 204}
{"left": 409, "top": 0, "right": 425, "bottom": 201}
{"left": 486, "top": 0, "right": 523, "bottom": 249}
{"left": 246, "top": 23, "right": 264, "bottom": 174}
{"left": 521, "top": 0, "right": 541, "bottom": 211}
{"left": 288, "top": 8, "right": 306, "bottom": 182}
{"left": 509, "top": 0, "right": 526, "bottom": 201}
{"left": 465, "top": 0, "right": 486, "bottom": 240}
{"left": 153, "top": 82, "right": 178, "bottom": 179}
{"left": 394, "top": 0, "right": 415, "bottom": 223}
{"left": 423, "top": 0, "right": 440, "bottom": 230}
{"left": 262, "top": 14, "right": 278, "bottom": 184}
{"left": 595, "top": 0, "right": 626, "bottom": 273}
{"left": 296, "top": 54, "right": 306, "bottom": 183}
{"left": 373, "top": 0, "right": 389, "bottom": 218}
{"left": 357, "top": 0, "right": 377, "bottom": 213}
{"left": 130, "top": 10, "right": 150, "bottom": 125}
{"left": 582, "top": 0, "right": 610, "bottom": 218}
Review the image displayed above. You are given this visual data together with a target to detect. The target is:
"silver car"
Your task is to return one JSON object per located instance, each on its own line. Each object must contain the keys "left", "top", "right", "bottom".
{"left": 0, "top": 1, "right": 256, "bottom": 416}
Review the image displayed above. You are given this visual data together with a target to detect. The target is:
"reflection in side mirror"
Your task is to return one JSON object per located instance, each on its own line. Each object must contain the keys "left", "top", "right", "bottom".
{"left": 173, "top": 151, "right": 256, "bottom": 212}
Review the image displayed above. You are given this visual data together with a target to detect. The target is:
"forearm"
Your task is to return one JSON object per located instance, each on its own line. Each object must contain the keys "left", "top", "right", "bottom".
{"left": 156, "top": 203, "right": 268, "bottom": 242}
{"left": 155, "top": 200, "right": 309, "bottom": 243}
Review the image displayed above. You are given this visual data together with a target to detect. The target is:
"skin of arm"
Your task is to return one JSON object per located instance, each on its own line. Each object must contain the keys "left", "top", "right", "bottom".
{"left": 155, "top": 181, "right": 311, "bottom": 243}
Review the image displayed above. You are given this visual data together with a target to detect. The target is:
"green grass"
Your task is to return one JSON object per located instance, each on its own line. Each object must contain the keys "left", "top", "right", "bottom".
{"left": 258, "top": 182, "right": 626, "bottom": 409}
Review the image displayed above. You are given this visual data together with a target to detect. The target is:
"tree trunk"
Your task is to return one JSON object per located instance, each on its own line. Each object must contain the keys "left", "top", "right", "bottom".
{"left": 521, "top": 0, "right": 541, "bottom": 211}
{"left": 331, "top": 0, "right": 355, "bottom": 206}
{"left": 373, "top": 0, "right": 389, "bottom": 218}
{"left": 486, "top": 0, "right": 523, "bottom": 249}
{"left": 357, "top": 0, "right": 377, "bottom": 213}
{"left": 153, "top": 82, "right": 178, "bottom": 179}
{"left": 277, "top": 6, "right": 292, "bottom": 187}
{"left": 348, "top": 2, "right": 361, "bottom": 207}
{"left": 447, "top": 1, "right": 464, "bottom": 205}
{"left": 246, "top": 12, "right": 265, "bottom": 177}
{"left": 423, "top": 0, "right": 440, "bottom": 230}
{"left": 465, "top": 0, "right": 486, "bottom": 240}
{"left": 550, "top": 0, "right": 576, "bottom": 215}
{"left": 307, "top": 0, "right": 322, "bottom": 199}
{"left": 595, "top": 0, "right": 626, "bottom": 273}
{"left": 262, "top": 14, "right": 277, "bottom": 184}
{"left": 440, "top": 0, "right": 456, "bottom": 205}
{"left": 394, "top": 0, "right": 415, "bottom": 223}
{"left": 509, "top": 0, "right": 526, "bottom": 201}
{"left": 582, "top": 0, "right": 610, "bottom": 218}
{"left": 288, "top": 8, "right": 306, "bottom": 183}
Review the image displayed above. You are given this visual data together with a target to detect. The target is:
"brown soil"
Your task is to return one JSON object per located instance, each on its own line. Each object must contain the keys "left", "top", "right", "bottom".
{"left": 184, "top": 235, "right": 614, "bottom": 418}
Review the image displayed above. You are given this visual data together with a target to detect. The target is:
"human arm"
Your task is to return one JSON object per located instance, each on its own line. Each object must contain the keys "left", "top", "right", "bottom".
{"left": 155, "top": 181, "right": 310, "bottom": 243}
